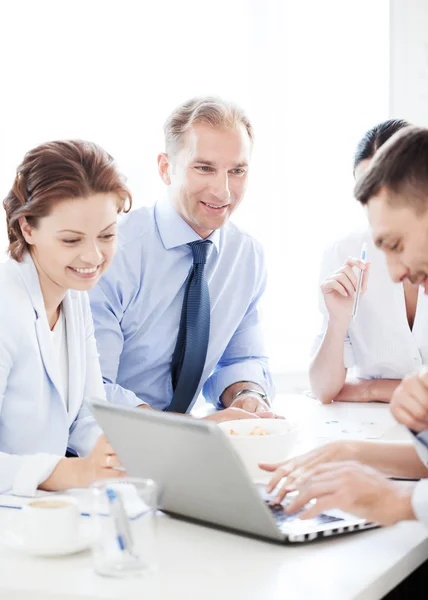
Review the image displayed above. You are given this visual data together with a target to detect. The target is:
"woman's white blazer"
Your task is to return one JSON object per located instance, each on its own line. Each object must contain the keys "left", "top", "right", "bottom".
{"left": 0, "top": 253, "right": 104, "bottom": 495}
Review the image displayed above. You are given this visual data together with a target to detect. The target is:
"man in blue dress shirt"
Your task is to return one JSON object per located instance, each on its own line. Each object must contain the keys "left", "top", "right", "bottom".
{"left": 89, "top": 96, "right": 275, "bottom": 422}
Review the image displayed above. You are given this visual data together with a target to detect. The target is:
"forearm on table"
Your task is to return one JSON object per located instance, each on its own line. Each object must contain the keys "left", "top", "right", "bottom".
{"left": 309, "top": 320, "right": 348, "bottom": 404}
{"left": 335, "top": 378, "right": 401, "bottom": 403}
{"left": 352, "top": 440, "right": 428, "bottom": 478}
{"left": 364, "top": 378, "right": 401, "bottom": 402}
{"left": 39, "top": 457, "right": 84, "bottom": 491}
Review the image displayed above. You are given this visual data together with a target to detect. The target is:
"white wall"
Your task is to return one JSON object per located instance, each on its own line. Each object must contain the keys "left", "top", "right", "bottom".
{"left": 390, "top": 0, "right": 428, "bottom": 125}
{"left": 0, "top": 1, "right": 390, "bottom": 383}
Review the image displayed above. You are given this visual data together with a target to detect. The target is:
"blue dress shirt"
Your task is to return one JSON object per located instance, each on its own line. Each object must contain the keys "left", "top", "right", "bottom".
{"left": 89, "top": 198, "right": 274, "bottom": 412}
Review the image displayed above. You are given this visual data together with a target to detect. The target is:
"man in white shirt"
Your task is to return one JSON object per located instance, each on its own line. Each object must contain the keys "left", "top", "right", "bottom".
{"left": 284, "top": 127, "right": 428, "bottom": 534}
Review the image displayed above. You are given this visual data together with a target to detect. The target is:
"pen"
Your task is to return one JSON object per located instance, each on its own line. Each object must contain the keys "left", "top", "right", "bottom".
{"left": 352, "top": 243, "right": 367, "bottom": 320}
{"left": 106, "top": 487, "right": 134, "bottom": 553}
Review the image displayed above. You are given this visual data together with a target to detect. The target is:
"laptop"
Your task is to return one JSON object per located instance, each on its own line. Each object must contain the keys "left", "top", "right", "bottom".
{"left": 91, "top": 402, "right": 377, "bottom": 544}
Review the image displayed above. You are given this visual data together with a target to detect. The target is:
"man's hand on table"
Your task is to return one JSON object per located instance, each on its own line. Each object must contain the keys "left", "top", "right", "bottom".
{"left": 228, "top": 394, "right": 284, "bottom": 419}
{"left": 230, "top": 393, "right": 271, "bottom": 413}
{"left": 203, "top": 406, "right": 279, "bottom": 423}
{"left": 137, "top": 400, "right": 281, "bottom": 422}
{"left": 219, "top": 382, "right": 283, "bottom": 420}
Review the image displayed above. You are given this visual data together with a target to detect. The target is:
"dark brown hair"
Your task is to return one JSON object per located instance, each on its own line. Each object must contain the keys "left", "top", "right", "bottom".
{"left": 355, "top": 126, "right": 428, "bottom": 212}
{"left": 353, "top": 119, "right": 410, "bottom": 173}
{"left": 3, "top": 140, "right": 132, "bottom": 261}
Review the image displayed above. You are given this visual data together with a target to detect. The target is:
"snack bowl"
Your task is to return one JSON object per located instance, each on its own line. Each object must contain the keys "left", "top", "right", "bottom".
{"left": 217, "top": 418, "right": 298, "bottom": 482}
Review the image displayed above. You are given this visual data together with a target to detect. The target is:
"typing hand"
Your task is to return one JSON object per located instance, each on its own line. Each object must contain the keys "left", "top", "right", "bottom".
{"left": 321, "top": 258, "right": 370, "bottom": 323}
{"left": 284, "top": 461, "right": 414, "bottom": 526}
{"left": 391, "top": 369, "right": 428, "bottom": 432}
{"left": 260, "top": 441, "right": 353, "bottom": 503}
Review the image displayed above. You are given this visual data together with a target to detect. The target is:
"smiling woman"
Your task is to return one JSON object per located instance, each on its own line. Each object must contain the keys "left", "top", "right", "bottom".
{"left": 3, "top": 141, "right": 132, "bottom": 327}
{"left": 0, "top": 140, "right": 132, "bottom": 496}
{"left": 19, "top": 194, "right": 122, "bottom": 318}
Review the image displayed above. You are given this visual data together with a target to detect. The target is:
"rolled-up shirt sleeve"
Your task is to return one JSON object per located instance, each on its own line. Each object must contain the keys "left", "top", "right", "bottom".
{"left": 203, "top": 358, "right": 273, "bottom": 407}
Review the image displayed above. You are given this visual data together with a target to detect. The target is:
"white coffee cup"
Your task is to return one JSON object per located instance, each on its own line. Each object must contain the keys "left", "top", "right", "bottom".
{"left": 22, "top": 496, "right": 80, "bottom": 549}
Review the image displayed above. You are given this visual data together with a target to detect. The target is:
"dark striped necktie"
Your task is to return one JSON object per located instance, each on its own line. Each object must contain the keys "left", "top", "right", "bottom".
{"left": 167, "top": 240, "right": 212, "bottom": 413}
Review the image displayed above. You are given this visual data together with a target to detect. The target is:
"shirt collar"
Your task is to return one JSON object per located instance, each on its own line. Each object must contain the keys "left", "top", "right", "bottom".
{"left": 154, "top": 197, "right": 220, "bottom": 254}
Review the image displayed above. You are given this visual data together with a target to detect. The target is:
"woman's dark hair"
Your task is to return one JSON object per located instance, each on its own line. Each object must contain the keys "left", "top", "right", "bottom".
{"left": 3, "top": 140, "right": 132, "bottom": 261}
{"left": 353, "top": 119, "right": 410, "bottom": 173}
{"left": 355, "top": 126, "right": 428, "bottom": 213}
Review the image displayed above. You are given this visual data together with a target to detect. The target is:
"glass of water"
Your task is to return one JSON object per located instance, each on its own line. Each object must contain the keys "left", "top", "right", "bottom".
{"left": 90, "top": 477, "right": 158, "bottom": 578}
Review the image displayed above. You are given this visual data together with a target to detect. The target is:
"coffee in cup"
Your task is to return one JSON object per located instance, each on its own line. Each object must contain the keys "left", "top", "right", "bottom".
{"left": 23, "top": 496, "right": 79, "bottom": 549}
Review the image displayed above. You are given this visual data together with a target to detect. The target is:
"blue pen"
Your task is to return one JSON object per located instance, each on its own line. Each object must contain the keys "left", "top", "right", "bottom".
{"left": 352, "top": 243, "right": 367, "bottom": 319}
{"left": 106, "top": 487, "right": 133, "bottom": 553}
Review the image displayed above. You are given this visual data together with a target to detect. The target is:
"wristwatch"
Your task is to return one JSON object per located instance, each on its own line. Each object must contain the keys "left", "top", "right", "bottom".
{"left": 233, "top": 388, "right": 269, "bottom": 403}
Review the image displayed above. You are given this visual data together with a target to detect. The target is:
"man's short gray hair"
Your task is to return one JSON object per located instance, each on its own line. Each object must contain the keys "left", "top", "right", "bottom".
{"left": 164, "top": 96, "right": 254, "bottom": 156}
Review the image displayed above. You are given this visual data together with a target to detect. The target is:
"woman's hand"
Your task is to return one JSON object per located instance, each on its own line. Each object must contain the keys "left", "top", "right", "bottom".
{"left": 321, "top": 258, "right": 370, "bottom": 323}
{"left": 39, "top": 434, "right": 125, "bottom": 491}
{"left": 260, "top": 440, "right": 355, "bottom": 504}
{"left": 77, "top": 434, "right": 125, "bottom": 487}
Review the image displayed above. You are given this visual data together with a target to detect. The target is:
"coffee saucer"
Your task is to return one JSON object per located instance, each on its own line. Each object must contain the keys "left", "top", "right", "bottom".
{"left": 2, "top": 520, "right": 94, "bottom": 557}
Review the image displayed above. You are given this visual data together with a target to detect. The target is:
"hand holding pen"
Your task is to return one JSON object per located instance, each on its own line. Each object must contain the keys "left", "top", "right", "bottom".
{"left": 352, "top": 243, "right": 368, "bottom": 319}
{"left": 321, "top": 243, "right": 370, "bottom": 324}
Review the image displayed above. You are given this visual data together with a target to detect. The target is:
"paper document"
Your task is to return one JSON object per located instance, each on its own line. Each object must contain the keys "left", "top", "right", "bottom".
{"left": 310, "top": 401, "right": 396, "bottom": 440}
{"left": 0, "top": 484, "right": 148, "bottom": 518}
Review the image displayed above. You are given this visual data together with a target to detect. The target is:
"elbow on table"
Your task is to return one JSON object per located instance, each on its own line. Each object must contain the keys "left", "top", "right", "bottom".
{"left": 308, "top": 377, "right": 336, "bottom": 405}
{"left": 317, "top": 393, "right": 335, "bottom": 405}
{"left": 309, "top": 386, "right": 335, "bottom": 405}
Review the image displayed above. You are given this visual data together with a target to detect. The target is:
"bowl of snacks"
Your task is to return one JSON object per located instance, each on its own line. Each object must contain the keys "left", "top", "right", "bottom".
{"left": 217, "top": 419, "right": 298, "bottom": 482}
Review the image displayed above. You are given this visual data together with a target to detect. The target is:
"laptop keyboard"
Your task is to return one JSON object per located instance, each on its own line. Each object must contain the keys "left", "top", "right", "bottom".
{"left": 268, "top": 503, "right": 343, "bottom": 527}
{"left": 256, "top": 485, "right": 370, "bottom": 540}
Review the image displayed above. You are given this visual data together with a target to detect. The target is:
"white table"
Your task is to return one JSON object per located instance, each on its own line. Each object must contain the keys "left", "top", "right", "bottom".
{"left": 1, "top": 394, "right": 428, "bottom": 600}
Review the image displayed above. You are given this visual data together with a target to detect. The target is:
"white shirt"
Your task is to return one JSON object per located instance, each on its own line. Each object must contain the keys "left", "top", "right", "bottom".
{"left": 50, "top": 308, "right": 69, "bottom": 410}
{"left": 313, "top": 228, "right": 428, "bottom": 380}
